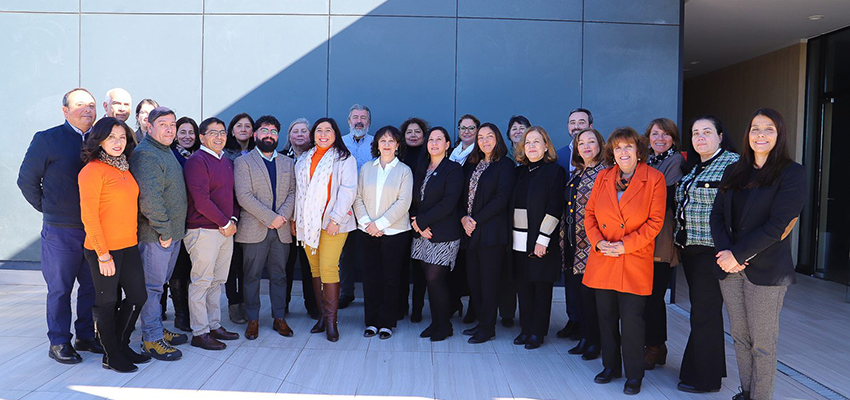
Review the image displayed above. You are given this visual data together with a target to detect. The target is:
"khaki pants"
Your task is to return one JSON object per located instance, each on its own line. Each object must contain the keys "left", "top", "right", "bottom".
{"left": 184, "top": 228, "right": 233, "bottom": 336}
{"left": 305, "top": 231, "right": 348, "bottom": 284}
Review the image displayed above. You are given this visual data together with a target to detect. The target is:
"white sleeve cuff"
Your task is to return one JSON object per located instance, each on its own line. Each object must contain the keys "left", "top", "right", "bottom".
{"left": 536, "top": 235, "right": 551, "bottom": 247}
{"left": 375, "top": 217, "right": 391, "bottom": 231}
{"left": 221, "top": 220, "right": 233, "bottom": 230}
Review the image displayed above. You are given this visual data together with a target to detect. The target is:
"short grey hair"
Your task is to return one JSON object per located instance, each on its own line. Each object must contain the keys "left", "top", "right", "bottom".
{"left": 104, "top": 87, "right": 129, "bottom": 103}
{"left": 348, "top": 104, "right": 371, "bottom": 121}
{"left": 287, "top": 117, "right": 310, "bottom": 134}
{"left": 62, "top": 87, "right": 94, "bottom": 107}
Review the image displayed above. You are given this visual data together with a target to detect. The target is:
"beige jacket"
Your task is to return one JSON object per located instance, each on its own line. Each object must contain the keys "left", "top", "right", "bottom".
{"left": 233, "top": 149, "right": 296, "bottom": 244}
{"left": 353, "top": 158, "right": 413, "bottom": 234}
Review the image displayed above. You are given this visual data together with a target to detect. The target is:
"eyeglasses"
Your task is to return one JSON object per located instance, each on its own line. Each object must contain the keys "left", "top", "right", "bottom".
{"left": 204, "top": 130, "right": 227, "bottom": 137}
{"left": 258, "top": 128, "right": 279, "bottom": 135}
{"left": 459, "top": 126, "right": 476, "bottom": 132}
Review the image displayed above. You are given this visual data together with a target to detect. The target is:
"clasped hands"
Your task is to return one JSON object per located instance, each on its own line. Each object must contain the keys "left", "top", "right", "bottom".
{"left": 411, "top": 217, "right": 433, "bottom": 240}
{"left": 596, "top": 240, "right": 625, "bottom": 257}
{"left": 715, "top": 250, "right": 747, "bottom": 273}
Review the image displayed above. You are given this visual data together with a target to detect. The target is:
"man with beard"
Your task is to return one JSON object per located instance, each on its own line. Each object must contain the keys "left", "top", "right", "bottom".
{"left": 555, "top": 107, "right": 594, "bottom": 341}
{"left": 234, "top": 115, "right": 296, "bottom": 340}
{"left": 556, "top": 108, "right": 593, "bottom": 174}
{"left": 338, "top": 104, "right": 373, "bottom": 308}
{"left": 18, "top": 87, "right": 103, "bottom": 364}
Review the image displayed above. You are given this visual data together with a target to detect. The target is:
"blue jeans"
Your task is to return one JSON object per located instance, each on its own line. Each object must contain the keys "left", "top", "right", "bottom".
{"left": 138, "top": 240, "right": 181, "bottom": 342}
{"left": 40, "top": 223, "right": 95, "bottom": 345}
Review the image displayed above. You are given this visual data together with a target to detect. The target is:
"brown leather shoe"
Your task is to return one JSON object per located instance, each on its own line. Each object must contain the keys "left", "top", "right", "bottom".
{"left": 191, "top": 333, "right": 226, "bottom": 350}
{"left": 644, "top": 344, "right": 667, "bottom": 370}
{"left": 273, "top": 318, "right": 294, "bottom": 337}
{"left": 210, "top": 327, "right": 240, "bottom": 341}
{"left": 245, "top": 320, "right": 259, "bottom": 340}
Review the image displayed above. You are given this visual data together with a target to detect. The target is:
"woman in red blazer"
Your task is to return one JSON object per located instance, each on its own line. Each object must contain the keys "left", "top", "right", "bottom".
{"left": 583, "top": 127, "right": 666, "bottom": 395}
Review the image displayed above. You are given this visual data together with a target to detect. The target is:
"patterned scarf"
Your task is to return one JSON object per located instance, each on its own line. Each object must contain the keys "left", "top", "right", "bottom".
{"left": 615, "top": 168, "right": 634, "bottom": 192}
{"left": 174, "top": 144, "right": 192, "bottom": 159}
{"left": 295, "top": 147, "right": 336, "bottom": 251}
{"left": 98, "top": 152, "right": 129, "bottom": 171}
{"left": 647, "top": 148, "right": 675, "bottom": 167}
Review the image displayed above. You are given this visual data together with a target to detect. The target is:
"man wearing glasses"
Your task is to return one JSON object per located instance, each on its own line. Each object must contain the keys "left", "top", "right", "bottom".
{"left": 182, "top": 117, "right": 242, "bottom": 351}
{"left": 233, "top": 115, "right": 296, "bottom": 340}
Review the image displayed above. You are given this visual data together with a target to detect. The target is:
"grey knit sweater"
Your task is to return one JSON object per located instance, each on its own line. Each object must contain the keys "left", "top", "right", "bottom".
{"left": 129, "top": 134, "right": 188, "bottom": 243}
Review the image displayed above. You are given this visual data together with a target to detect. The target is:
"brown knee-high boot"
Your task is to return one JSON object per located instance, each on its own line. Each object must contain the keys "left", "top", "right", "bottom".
{"left": 310, "top": 278, "right": 326, "bottom": 334}
{"left": 323, "top": 282, "right": 340, "bottom": 342}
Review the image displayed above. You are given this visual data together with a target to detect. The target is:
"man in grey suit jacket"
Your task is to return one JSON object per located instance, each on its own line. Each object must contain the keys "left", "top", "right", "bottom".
{"left": 234, "top": 115, "right": 297, "bottom": 340}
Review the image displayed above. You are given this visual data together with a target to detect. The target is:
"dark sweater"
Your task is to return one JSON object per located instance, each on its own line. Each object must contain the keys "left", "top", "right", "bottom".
{"left": 184, "top": 148, "right": 239, "bottom": 229}
{"left": 17, "top": 121, "right": 86, "bottom": 227}
{"left": 130, "top": 134, "right": 188, "bottom": 242}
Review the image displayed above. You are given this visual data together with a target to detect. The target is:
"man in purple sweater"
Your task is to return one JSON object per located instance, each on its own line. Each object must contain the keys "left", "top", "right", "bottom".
{"left": 183, "top": 117, "right": 241, "bottom": 350}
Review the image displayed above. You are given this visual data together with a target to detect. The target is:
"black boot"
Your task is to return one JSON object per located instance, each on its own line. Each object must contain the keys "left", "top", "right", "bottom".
{"left": 310, "top": 278, "right": 326, "bottom": 333}
{"left": 116, "top": 300, "right": 151, "bottom": 364}
{"left": 96, "top": 304, "right": 138, "bottom": 373}
{"left": 160, "top": 284, "right": 168, "bottom": 321}
{"left": 169, "top": 278, "right": 191, "bottom": 333}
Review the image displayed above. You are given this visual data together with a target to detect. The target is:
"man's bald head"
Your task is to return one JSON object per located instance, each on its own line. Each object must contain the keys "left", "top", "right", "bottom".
{"left": 103, "top": 88, "right": 132, "bottom": 122}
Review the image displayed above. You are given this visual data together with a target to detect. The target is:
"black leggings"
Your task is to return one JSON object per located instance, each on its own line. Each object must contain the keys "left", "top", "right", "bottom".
{"left": 225, "top": 242, "right": 244, "bottom": 305}
{"left": 84, "top": 247, "right": 147, "bottom": 309}
{"left": 423, "top": 261, "right": 450, "bottom": 333}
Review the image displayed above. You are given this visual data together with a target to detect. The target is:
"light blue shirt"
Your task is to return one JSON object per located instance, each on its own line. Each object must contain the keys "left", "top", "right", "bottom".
{"left": 342, "top": 133, "right": 374, "bottom": 172}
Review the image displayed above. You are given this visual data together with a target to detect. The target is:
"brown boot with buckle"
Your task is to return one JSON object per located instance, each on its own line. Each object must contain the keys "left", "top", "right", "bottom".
{"left": 210, "top": 326, "right": 240, "bottom": 341}
{"left": 273, "top": 318, "right": 294, "bottom": 337}
{"left": 245, "top": 320, "right": 259, "bottom": 340}
{"left": 310, "top": 277, "right": 326, "bottom": 334}
{"left": 324, "top": 282, "right": 340, "bottom": 342}
{"left": 644, "top": 344, "right": 667, "bottom": 370}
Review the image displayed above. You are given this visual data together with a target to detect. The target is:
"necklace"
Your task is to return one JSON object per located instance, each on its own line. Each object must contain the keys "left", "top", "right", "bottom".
{"left": 528, "top": 164, "right": 541, "bottom": 172}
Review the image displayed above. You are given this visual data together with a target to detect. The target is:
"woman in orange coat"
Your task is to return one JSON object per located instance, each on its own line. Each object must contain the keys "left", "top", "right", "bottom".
{"left": 583, "top": 127, "right": 666, "bottom": 395}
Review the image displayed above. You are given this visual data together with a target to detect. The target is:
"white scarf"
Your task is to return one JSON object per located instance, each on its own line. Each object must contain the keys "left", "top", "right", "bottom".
{"left": 449, "top": 142, "right": 474, "bottom": 165}
{"left": 295, "top": 147, "right": 336, "bottom": 251}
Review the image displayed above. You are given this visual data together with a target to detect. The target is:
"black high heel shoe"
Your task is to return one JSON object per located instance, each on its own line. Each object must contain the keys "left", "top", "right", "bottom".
{"left": 568, "top": 338, "right": 589, "bottom": 355}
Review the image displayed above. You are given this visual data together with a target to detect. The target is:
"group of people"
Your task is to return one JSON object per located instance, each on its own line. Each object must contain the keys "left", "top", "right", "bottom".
{"left": 18, "top": 86, "right": 805, "bottom": 400}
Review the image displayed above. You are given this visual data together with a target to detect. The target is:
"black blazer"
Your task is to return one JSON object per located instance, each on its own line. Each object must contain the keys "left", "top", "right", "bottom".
{"left": 410, "top": 157, "right": 463, "bottom": 243}
{"left": 460, "top": 157, "right": 516, "bottom": 249}
{"left": 710, "top": 162, "right": 806, "bottom": 285}
{"left": 510, "top": 162, "right": 567, "bottom": 282}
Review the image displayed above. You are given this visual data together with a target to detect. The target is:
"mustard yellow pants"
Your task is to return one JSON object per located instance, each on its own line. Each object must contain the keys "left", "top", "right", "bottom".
{"left": 305, "top": 231, "right": 349, "bottom": 284}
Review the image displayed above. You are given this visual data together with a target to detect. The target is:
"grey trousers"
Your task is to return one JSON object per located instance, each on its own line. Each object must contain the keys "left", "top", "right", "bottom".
{"left": 185, "top": 228, "right": 233, "bottom": 336}
{"left": 241, "top": 229, "right": 290, "bottom": 321}
{"left": 719, "top": 272, "right": 787, "bottom": 400}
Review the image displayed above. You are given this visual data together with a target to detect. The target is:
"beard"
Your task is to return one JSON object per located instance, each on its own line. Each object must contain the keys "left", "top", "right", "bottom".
{"left": 256, "top": 137, "right": 278, "bottom": 153}
{"left": 349, "top": 124, "right": 369, "bottom": 138}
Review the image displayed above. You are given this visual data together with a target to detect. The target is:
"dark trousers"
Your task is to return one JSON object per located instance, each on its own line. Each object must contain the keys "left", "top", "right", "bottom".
{"left": 40, "top": 223, "right": 95, "bottom": 345}
{"left": 596, "top": 289, "right": 646, "bottom": 380}
{"left": 225, "top": 242, "right": 244, "bottom": 305}
{"left": 644, "top": 262, "right": 673, "bottom": 346}
{"left": 577, "top": 275, "right": 600, "bottom": 345}
{"left": 517, "top": 280, "right": 554, "bottom": 337}
{"left": 564, "top": 270, "right": 581, "bottom": 323}
{"left": 242, "top": 230, "right": 291, "bottom": 321}
{"left": 287, "top": 242, "right": 318, "bottom": 315}
{"left": 466, "top": 245, "right": 504, "bottom": 336}
{"left": 83, "top": 246, "right": 147, "bottom": 308}
{"left": 497, "top": 248, "right": 517, "bottom": 319}
{"left": 361, "top": 231, "right": 409, "bottom": 329}
{"left": 449, "top": 250, "right": 470, "bottom": 313}
{"left": 340, "top": 229, "right": 362, "bottom": 298}
{"left": 398, "top": 233, "right": 426, "bottom": 316}
{"left": 680, "top": 245, "right": 726, "bottom": 390}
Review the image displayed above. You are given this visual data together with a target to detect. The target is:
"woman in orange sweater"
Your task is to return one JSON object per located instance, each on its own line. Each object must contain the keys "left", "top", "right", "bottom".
{"left": 583, "top": 127, "right": 666, "bottom": 395}
{"left": 79, "top": 117, "right": 149, "bottom": 373}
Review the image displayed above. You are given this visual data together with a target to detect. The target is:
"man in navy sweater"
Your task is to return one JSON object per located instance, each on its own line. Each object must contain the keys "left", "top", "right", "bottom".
{"left": 17, "top": 87, "right": 104, "bottom": 364}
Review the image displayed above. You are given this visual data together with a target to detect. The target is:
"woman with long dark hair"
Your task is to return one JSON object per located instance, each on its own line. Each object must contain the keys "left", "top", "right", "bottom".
{"left": 674, "top": 114, "right": 738, "bottom": 393}
{"left": 711, "top": 109, "right": 806, "bottom": 400}
{"left": 293, "top": 117, "right": 357, "bottom": 342}
{"left": 459, "top": 122, "right": 515, "bottom": 344}
{"left": 78, "top": 117, "right": 150, "bottom": 372}
{"left": 562, "top": 128, "right": 607, "bottom": 360}
{"left": 411, "top": 127, "right": 463, "bottom": 342}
